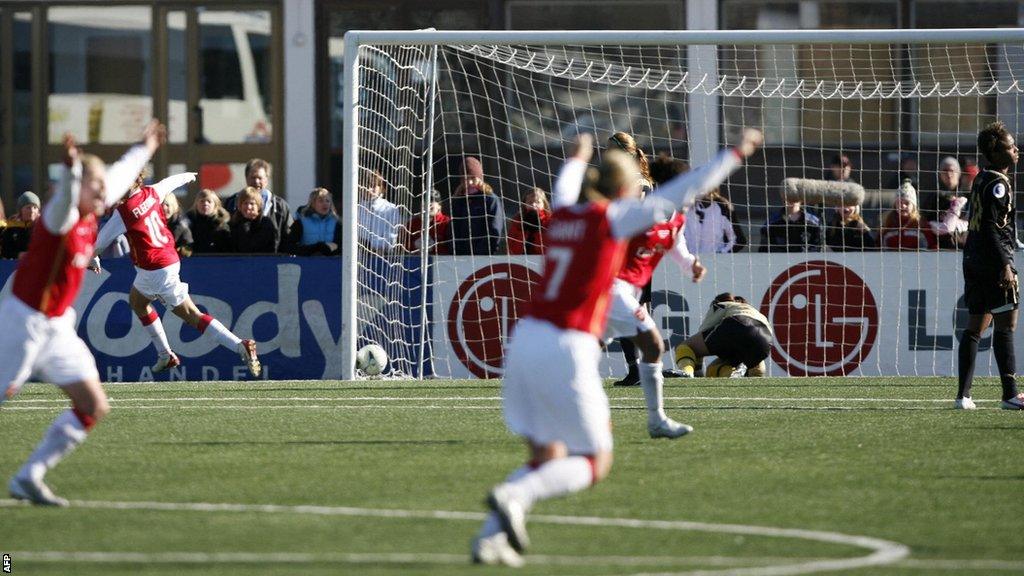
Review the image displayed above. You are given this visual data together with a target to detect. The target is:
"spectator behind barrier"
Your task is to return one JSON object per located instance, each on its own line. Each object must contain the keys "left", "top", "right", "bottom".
{"left": 357, "top": 168, "right": 403, "bottom": 252}
{"left": 685, "top": 188, "right": 742, "bottom": 254}
{"left": 920, "top": 156, "right": 960, "bottom": 224}
{"left": 507, "top": 188, "right": 551, "bottom": 255}
{"left": 961, "top": 159, "right": 980, "bottom": 193}
{"left": 229, "top": 186, "right": 281, "bottom": 253}
{"left": 879, "top": 179, "right": 936, "bottom": 250}
{"left": 889, "top": 153, "right": 919, "bottom": 190}
{"left": 825, "top": 154, "right": 856, "bottom": 183}
{"left": 448, "top": 156, "right": 505, "bottom": 255}
{"left": 759, "top": 197, "right": 823, "bottom": 253}
{"left": 224, "top": 158, "right": 294, "bottom": 251}
{"left": 292, "top": 187, "right": 342, "bottom": 256}
{"left": 402, "top": 198, "right": 451, "bottom": 254}
{"left": 1, "top": 191, "right": 41, "bottom": 259}
{"left": 187, "top": 189, "right": 232, "bottom": 254}
{"left": 161, "top": 193, "right": 193, "bottom": 258}
{"left": 825, "top": 203, "right": 876, "bottom": 251}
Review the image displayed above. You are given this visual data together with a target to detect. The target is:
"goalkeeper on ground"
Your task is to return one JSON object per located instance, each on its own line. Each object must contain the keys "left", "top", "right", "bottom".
{"left": 674, "top": 292, "right": 773, "bottom": 377}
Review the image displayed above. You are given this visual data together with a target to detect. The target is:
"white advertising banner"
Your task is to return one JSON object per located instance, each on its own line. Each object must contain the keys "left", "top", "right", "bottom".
{"left": 432, "top": 252, "right": 1013, "bottom": 379}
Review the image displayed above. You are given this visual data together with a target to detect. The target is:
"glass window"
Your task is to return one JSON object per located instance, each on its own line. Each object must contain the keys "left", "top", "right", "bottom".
{"left": 720, "top": 1, "right": 899, "bottom": 146}
{"left": 506, "top": 0, "right": 683, "bottom": 30}
{"left": 199, "top": 162, "right": 248, "bottom": 201}
{"left": 912, "top": 1, "right": 1019, "bottom": 145}
{"left": 168, "top": 11, "right": 188, "bottom": 144}
{"left": 198, "top": 10, "right": 273, "bottom": 144}
{"left": 14, "top": 12, "right": 32, "bottom": 145}
{"left": 47, "top": 6, "right": 152, "bottom": 144}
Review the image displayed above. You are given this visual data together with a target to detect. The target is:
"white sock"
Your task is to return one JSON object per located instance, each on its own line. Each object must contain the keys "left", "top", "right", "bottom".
{"left": 504, "top": 457, "right": 592, "bottom": 509}
{"left": 16, "top": 410, "right": 88, "bottom": 482}
{"left": 639, "top": 362, "right": 667, "bottom": 424}
{"left": 478, "top": 464, "right": 533, "bottom": 539}
{"left": 142, "top": 315, "right": 173, "bottom": 356}
{"left": 205, "top": 318, "right": 242, "bottom": 349}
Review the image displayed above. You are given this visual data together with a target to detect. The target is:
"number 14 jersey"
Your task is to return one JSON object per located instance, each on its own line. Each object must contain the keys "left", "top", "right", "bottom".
{"left": 117, "top": 186, "right": 180, "bottom": 270}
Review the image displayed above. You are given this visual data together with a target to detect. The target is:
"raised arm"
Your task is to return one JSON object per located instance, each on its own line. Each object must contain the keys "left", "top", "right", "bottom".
{"left": 103, "top": 120, "right": 166, "bottom": 208}
{"left": 94, "top": 212, "right": 127, "bottom": 256}
{"left": 43, "top": 135, "right": 83, "bottom": 235}
{"left": 667, "top": 231, "right": 699, "bottom": 279}
{"left": 551, "top": 134, "right": 594, "bottom": 209}
{"left": 151, "top": 172, "right": 198, "bottom": 201}
{"left": 609, "top": 129, "right": 763, "bottom": 239}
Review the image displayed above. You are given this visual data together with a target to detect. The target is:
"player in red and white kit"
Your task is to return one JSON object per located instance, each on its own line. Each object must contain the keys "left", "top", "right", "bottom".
{"left": 91, "top": 173, "right": 260, "bottom": 376}
{"left": 0, "top": 122, "right": 164, "bottom": 506}
{"left": 605, "top": 155, "right": 705, "bottom": 439}
{"left": 472, "top": 129, "right": 763, "bottom": 566}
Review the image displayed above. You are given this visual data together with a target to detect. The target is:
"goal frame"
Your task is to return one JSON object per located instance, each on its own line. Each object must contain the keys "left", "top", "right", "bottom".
{"left": 340, "top": 27, "right": 1024, "bottom": 380}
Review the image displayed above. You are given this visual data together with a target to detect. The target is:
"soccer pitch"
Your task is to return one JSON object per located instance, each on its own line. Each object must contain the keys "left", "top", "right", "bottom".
{"left": 1, "top": 377, "right": 1021, "bottom": 576}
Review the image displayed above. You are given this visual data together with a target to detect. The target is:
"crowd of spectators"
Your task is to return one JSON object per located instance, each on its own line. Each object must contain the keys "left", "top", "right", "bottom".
{"left": 0, "top": 150, "right": 995, "bottom": 260}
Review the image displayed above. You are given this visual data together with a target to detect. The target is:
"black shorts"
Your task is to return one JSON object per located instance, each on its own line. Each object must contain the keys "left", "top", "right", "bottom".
{"left": 963, "top": 261, "right": 1019, "bottom": 315}
{"left": 701, "top": 316, "right": 773, "bottom": 368}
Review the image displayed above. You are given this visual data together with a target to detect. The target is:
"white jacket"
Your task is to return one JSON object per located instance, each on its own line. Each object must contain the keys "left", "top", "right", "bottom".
{"left": 684, "top": 201, "right": 736, "bottom": 253}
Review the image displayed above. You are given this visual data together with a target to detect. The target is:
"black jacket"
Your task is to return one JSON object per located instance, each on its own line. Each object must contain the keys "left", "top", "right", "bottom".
{"left": 449, "top": 193, "right": 505, "bottom": 256}
{"left": 225, "top": 190, "right": 294, "bottom": 250}
{"left": 187, "top": 208, "right": 232, "bottom": 254}
{"left": 229, "top": 216, "right": 280, "bottom": 253}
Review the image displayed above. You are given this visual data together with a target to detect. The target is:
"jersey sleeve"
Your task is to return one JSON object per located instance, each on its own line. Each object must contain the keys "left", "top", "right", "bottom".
{"left": 650, "top": 148, "right": 744, "bottom": 212}
{"left": 667, "top": 230, "right": 697, "bottom": 276}
{"left": 151, "top": 172, "right": 197, "bottom": 200}
{"left": 42, "top": 160, "right": 82, "bottom": 235}
{"left": 93, "top": 211, "right": 128, "bottom": 255}
{"left": 104, "top": 143, "right": 156, "bottom": 208}
{"left": 607, "top": 196, "right": 677, "bottom": 239}
{"left": 551, "top": 158, "right": 588, "bottom": 208}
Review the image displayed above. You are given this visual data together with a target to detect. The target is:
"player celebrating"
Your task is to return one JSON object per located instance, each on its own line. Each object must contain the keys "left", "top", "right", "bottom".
{"left": 472, "top": 128, "right": 763, "bottom": 566}
{"left": 91, "top": 173, "right": 260, "bottom": 377}
{"left": 674, "top": 293, "right": 773, "bottom": 378}
{"left": 956, "top": 121, "right": 1023, "bottom": 410}
{"left": 604, "top": 144, "right": 705, "bottom": 439}
{"left": 0, "top": 122, "right": 164, "bottom": 506}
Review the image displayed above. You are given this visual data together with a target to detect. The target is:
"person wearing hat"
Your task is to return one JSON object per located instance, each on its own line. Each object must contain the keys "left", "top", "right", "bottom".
{"left": 448, "top": 156, "right": 505, "bottom": 256}
{"left": 919, "top": 156, "right": 961, "bottom": 225}
{"left": 1, "top": 192, "right": 41, "bottom": 259}
{"left": 879, "top": 179, "right": 936, "bottom": 250}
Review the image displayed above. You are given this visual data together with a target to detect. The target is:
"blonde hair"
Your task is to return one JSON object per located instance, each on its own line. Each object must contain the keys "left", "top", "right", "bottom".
{"left": 233, "top": 186, "right": 264, "bottom": 221}
{"left": 162, "top": 193, "right": 181, "bottom": 217}
{"left": 607, "top": 132, "right": 651, "bottom": 184}
{"left": 80, "top": 154, "right": 105, "bottom": 180}
{"left": 192, "top": 188, "right": 223, "bottom": 213}
{"left": 525, "top": 187, "right": 550, "bottom": 212}
{"left": 303, "top": 187, "right": 338, "bottom": 218}
{"left": 581, "top": 150, "right": 638, "bottom": 202}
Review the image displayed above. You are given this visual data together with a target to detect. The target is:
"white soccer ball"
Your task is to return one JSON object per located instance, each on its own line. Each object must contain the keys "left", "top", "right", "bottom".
{"left": 357, "top": 344, "right": 388, "bottom": 376}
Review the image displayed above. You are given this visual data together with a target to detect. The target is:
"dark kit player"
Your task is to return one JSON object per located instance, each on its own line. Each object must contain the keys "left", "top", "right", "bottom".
{"left": 956, "top": 121, "right": 1023, "bottom": 410}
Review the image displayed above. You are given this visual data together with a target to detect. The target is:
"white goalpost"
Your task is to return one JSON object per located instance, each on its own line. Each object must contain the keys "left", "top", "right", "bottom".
{"left": 342, "top": 28, "right": 1024, "bottom": 381}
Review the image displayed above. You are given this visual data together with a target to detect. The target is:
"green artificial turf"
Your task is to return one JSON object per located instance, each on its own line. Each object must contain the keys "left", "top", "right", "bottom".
{"left": 0, "top": 377, "right": 1021, "bottom": 575}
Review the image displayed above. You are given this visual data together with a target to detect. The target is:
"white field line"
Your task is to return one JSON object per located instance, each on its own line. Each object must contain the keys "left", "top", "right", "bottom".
{"left": 0, "top": 404, "right": 995, "bottom": 412}
{"left": 6, "top": 552, "right": 1019, "bottom": 573}
{"left": 0, "top": 498, "right": 909, "bottom": 576}
{"left": 5, "top": 550, "right": 818, "bottom": 568}
{"left": 6, "top": 395, "right": 996, "bottom": 404}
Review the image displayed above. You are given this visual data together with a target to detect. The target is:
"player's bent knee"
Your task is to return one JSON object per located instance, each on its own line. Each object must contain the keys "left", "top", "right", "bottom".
{"left": 746, "top": 360, "right": 767, "bottom": 377}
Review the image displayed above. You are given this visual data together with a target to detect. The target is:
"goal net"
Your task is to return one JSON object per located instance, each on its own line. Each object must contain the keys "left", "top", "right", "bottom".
{"left": 342, "top": 29, "right": 1024, "bottom": 380}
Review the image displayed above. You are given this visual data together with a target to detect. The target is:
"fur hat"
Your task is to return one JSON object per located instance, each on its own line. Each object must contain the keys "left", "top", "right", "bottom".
{"left": 17, "top": 191, "right": 40, "bottom": 211}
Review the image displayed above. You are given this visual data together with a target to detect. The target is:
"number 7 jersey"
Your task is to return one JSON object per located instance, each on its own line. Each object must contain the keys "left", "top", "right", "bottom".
{"left": 116, "top": 186, "right": 180, "bottom": 270}
{"left": 527, "top": 201, "right": 629, "bottom": 337}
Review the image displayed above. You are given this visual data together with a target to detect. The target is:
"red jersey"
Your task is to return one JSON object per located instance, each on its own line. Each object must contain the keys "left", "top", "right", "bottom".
{"left": 617, "top": 212, "right": 686, "bottom": 287}
{"left": 117, "top": 186, "right": 180, "bottom": 270}
{"left": 12, "top": 216, "right": 97, "bottom": 318}
{"left": 527, "top": 202, "right": 628, "bottom": 337}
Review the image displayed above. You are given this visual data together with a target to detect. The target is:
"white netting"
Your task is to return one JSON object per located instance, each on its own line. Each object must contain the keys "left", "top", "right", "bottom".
{"left": 348, "top": 33, "right": 1024, "bottom": 379}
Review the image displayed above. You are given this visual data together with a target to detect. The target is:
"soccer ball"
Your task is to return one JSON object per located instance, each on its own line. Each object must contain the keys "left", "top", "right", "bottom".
{"left": 356, "top": 344, "right": 388, "bottom": 376}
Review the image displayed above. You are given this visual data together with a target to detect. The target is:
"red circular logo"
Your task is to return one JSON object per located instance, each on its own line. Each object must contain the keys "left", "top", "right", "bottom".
{"left": 760, "top": 261, "right": 878, "bottom": 376}
{"left": 448, "top": 264, "right": 541, "bottom": 378}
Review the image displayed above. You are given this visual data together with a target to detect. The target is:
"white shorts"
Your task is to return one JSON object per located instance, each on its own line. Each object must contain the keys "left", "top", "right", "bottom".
{"left": 502, "top": 317, "right": 613, "bottom": 454}
{"left": 133, "top": 262, "right": 190, "bottom": 308}
{"left": 602, "top": 278, "right": 657, "bottom": 340}
{"left": 0, "top": 296, "right": 99, "bottom": 400}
